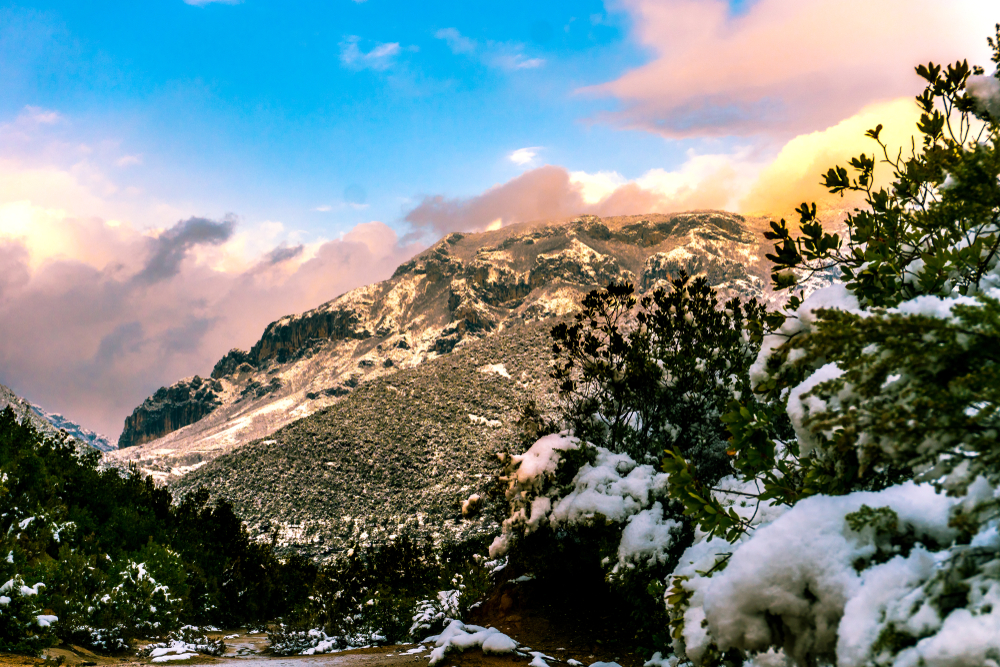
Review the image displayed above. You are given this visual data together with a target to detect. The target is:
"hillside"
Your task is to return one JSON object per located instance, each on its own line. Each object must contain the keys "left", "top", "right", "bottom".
{"left": 0, "top": 383, "right": 115, "bottom": 452}
{"left": 172, "top": 318, "right": 560, "bottom": 559}
{"left": 108, "top": 211, "right": 774, "bottom": 482}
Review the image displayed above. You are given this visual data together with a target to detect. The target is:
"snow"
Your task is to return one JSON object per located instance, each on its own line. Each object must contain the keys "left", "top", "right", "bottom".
{"left": 149, "top": 641, "right": 202, "bottom": 662}
{"left": 967, "top": 73, "right": 1000, "bottom": 117}
{"left": 479, "top": 363, "right": 511, "bottom": 378}
{"left": 548, "top": 449, "right": 669, "bottom": 525}
{"left": 785, "top": 362, "right": 845, "bottom": 457}
{"left": 426, "top": 620, "right": 519, "bottom": 666}
{"left": 529, "top": 651, "right": 557, "bottom": 667}
{"left": 681, "top": 482, "right": 967, "bottom": 665}
{"left": 751, "top": 283, "right": 860, "bottom": 386}
{"left": 616, "top": 502, "right": 682, "bottom": 568}
{"left": 469, "top": 414, "right": 502, "bottom": 428}
{"left": 510, "top": 433, "right": 581, "bottom": 491}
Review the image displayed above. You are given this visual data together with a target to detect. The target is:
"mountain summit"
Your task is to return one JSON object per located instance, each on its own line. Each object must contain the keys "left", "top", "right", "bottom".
{"left": 108, "top": 212, "right": 773, "bottom": 484}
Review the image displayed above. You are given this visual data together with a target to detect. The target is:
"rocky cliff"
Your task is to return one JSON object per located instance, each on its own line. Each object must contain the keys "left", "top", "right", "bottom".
{"left": 109, "top": 211, "right": 774, "bottom": 481}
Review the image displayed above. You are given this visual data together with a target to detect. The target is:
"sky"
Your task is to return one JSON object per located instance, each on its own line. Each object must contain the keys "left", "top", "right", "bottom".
{"left": 0, "top": 0, "right": 996, "bottom": 438}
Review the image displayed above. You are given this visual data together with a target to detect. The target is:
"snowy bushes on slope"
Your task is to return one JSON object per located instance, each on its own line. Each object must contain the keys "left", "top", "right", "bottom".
{"left": 0, "top": 576, "right": 56, "bottom": 656}
{"left": 490, "top": 433, "right": 680, "bottom": 566}
{"left": 673, "top": 480, "right": 1000, "bottom": 667}
{"left": 492, "top": 432, "right": 688, "bottom": 650}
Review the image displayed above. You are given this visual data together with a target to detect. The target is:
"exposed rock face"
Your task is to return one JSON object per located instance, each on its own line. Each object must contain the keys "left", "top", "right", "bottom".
{"left": 118, "top": 376, "right": 223, "bottom": 449}
{"left": 109, "top": 211, "right": 775, "bottom": 479}
{"left": 1, "top": 383, "right": 115, "bottom": 451}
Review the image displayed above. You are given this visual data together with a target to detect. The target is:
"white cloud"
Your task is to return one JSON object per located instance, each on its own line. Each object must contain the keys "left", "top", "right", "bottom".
{"left": 434, "top": 28, "right": 544, "bottom": 71}
{"left": 116, "top": 154, "right": 143, "bottom": 167}
{"left": 183, "top": 0, "right": 242, "bottom": 5}
{"left": 508, "top": 147, "right": 541, "bottom": 166}
{"left": 435, "top": 28, "right": 476, "bottom": 54}
{"left": 20, "top": 106, "right": 61, "bottom": 125}
{"left": 488, "top": 46, "right": 545, "bottom": 71}
{"left": 340, "top": 36, "right": 402, "bottom": 71}
{"left": 313, "top": 205, "right": 332, "bottom": 212}
{"left": 568, "top": 170, "right": 626, "bottom": 205}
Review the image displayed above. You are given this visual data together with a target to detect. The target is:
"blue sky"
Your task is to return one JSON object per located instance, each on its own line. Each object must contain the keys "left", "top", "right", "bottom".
{"left": 1, "top": 0, "right": 684, "bottom": 239}
{"left": 0, "top": 0, "right": 994, "bottom": 435}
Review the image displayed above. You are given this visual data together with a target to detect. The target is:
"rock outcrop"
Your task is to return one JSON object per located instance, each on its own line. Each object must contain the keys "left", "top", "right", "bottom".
{"left": 109, "top": 211, "right": 775, "bottom": 479}
{"left": 118, "top": 376, "right": 223, "bottom": 449}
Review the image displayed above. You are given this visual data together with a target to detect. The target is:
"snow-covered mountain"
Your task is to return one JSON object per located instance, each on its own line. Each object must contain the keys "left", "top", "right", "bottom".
{"left": 108, "top": 211, "right": 777, "bottom": 485}
{"left": 29, "top": 404, "right": 117, "bottom": 452}
{"left": 0, "top": 383, "right": 116, "bottom": 452}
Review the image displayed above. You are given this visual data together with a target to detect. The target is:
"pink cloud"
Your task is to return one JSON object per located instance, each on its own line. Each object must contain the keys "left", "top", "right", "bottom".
{"left": 585, "top": 0, "right": 995, "bottom": 137}
{"left": 404, "top": 160, "right": 748, "bottom": 236}
{"left": 0, "top": 215, "right": 421, "bottom": 437}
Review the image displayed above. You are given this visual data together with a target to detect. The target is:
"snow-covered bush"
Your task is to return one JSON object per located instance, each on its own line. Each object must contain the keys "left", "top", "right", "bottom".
{"left": 663, "top": 29, "right": 1000, "bottom": 667}
{"left": 492, "top": 432, "right": 689, "bottom": 650}
{"left": 268, "top": 625, "right": 386, "bottom": 656}
{"left": 0, "top": 575, "right": 57, "bottom": 656}
{"left": 425, "top": 620, "right": 519, "bottom": 666}
{"left": 409, "top": 589, "right": 461, "bottom": 638}
{"left": 281, "top": 536, "right": 492, "bottom": 650}
{"left": 139, "top": 626, "right": 226, "bottom": 660}
{"left": 88, "top": 557, "right": 183, "bottom": 641}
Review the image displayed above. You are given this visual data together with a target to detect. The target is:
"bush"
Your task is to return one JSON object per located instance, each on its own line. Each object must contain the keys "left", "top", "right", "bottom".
{"left": 0, "top": 406, "right": 317, "bottom": 652}
{"left": 663, "top": 25, "right": 1000, "bottom": 667}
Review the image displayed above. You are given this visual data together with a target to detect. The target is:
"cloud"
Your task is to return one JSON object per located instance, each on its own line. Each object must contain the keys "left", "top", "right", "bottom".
{"left": 115, "top": 154, "right": 142, "bottom": 167}
{"left": 20, "top": 106, "right": 61, "bottom": 125}
{"left": 403, "top": 151, "right": 759, "bottom": 237}
{"left": 0, "top": 115, "right": 423, "bottom": 436}
{"left": 133, "top": 216, "right": 236, "bottom": 285}
{"left": 0, "top": 210, "right": 422, "bottom": 437}
{"left": 183, "top": 0, "right": 243, "bottom": 5}
{"left": 584, "top": 0, "right": 995, "bottom": 138}
{"left": 259, "top": 244, "right": 304, "bottom": 267}
{"left": 435, "top": 28, "right": 476, "bottom": 55}
{"left": 434, "top": 28, "right": 545, "bottom": 71}
{"left": 313, "top": 205, "right": 333, "bottom": 212}
{"left": 340, "top": 36, "right": 402, "bottom": 71}
{"left": 489, "top": 47, "right": 545, "bottom": 71}
{"left": 741, "top": 97, "right": 922, "bottom": 217}
{"left": 509, "top": 147, "right": 541, "bottom": 166}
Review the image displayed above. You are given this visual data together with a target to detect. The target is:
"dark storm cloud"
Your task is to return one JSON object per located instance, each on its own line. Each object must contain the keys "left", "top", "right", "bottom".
{"left": 133, "top": 216, "right": 236, "bottom": 285}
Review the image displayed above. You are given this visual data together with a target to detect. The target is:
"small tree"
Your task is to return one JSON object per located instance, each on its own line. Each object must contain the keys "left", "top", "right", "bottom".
{"left": 552, "top": 272, "right": 768, "bottom": 486}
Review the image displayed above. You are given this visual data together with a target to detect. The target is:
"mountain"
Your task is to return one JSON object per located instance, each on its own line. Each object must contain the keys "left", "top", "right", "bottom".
{"left": 0, "top": 383, "right": 116, "bottom": 452}
{"left": 108, "top": 212, "right": 775, "bottom": 484}
{"left": 173, "top": 317, "right": 560, "bottom": 560}
{"left": 29, "top": 404, "right": 117, "bottom": 452}
{"left": 101, "top": 211, "right": 785, "bottom": 558}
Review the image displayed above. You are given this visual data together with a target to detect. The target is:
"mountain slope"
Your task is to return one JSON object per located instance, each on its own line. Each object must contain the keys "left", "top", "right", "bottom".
{"left": 0, "top": 384, "right": 116, "bottom": 452}
{"left": 172, "top": 318, "right": 560, "bottom": 560}
{"left": 108, "top": 211, "right": 773, "bottom": 481}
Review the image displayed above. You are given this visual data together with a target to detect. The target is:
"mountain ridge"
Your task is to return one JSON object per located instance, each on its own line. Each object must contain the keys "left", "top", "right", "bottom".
{"left": 108, "top": 211, "right": 775, "bottom": 483}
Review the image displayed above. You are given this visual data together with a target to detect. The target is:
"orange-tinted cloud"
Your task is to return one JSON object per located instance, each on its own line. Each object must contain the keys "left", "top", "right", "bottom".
{"left": 586, "top": 0, "right": 995, "bottom": 138}
{"left": 741, "top": 97, "right": 924, "bottom": 219}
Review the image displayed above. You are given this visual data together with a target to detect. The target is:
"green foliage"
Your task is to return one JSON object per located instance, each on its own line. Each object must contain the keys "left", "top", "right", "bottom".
{"left": 282, "top": 536, "right": 492, "bottom": 645}
{"left": 552, "top": 272, "right": 766, "bottom": 484}
{"left": 0, "top": 406, "right": 316, "bottom": 652}
{"left": 764, "top": 45, "right": 1000, "bottom": 310}
{"left": 714, "top": 29, "right": 1000, "bottom": 525}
